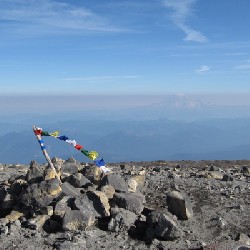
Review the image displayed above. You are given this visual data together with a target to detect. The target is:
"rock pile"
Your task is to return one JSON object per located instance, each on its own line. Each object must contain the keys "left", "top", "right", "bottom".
{"left": 0, "top": 159, "right": 250, "bottom": 249}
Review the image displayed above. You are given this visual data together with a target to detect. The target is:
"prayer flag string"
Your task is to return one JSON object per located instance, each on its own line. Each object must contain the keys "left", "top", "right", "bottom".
{"left": 33, "top": 126, "right": 110, "bottom": 173}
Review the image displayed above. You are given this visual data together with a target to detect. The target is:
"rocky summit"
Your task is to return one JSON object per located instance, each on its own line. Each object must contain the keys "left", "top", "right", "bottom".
{"left": 0, "top": 158, "right": 250, "bottom": 250}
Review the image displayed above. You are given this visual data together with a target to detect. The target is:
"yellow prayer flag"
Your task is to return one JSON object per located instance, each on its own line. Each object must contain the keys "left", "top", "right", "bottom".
{"left": 49, "top": 131, "right": 60, "bottom": 137}
{"left": 88, "top": 151, "right": 98, "bottom": 160}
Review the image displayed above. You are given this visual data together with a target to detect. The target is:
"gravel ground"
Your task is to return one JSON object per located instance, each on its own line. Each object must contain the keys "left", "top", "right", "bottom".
{"left": 0, "top": 160, "right": 249, "bottom": 250}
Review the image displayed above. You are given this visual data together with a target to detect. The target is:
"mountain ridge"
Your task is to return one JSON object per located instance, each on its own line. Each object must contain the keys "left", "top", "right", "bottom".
{"left": 1, "top": 116, "right": 250, "bottom": 164}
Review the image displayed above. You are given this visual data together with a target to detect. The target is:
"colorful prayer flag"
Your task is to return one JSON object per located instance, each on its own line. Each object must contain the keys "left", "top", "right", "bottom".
{"left": 33, "top": 126, "right": 106, "bottom": 172}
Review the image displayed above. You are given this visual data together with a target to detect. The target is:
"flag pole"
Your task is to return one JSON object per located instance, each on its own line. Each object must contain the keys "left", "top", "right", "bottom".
{"left": 33, "top": 126, "right": 61, "bottom": 182}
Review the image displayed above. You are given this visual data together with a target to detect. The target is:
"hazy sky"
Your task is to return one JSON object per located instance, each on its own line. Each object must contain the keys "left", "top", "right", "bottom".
{"left": 1, "top": 0, "right": 250, "bottom": 95}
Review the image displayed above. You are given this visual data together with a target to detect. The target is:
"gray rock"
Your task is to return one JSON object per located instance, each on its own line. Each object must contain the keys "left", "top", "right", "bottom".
{"left": 241, "top": 166, "right": 250, "bottom": 177}
{"left": 4, "top": 210, "right": 24, "bottom": 223}
{"left": 59, "top": 182, "right": 82, "bottom": 199}
{"left": 61, "top": 157, "right": 79, "bottom": 175}
{"left": 113, "top": 192, "right": 144, "bottom": 215}
{"left": 41, "top": 205, "right": 54, "bottom": 216}
{"left": 27, "top": 215, "right": 50, "bottom": 230}
{"left": 26, "top": 161, "right": 44, "bottom": 184}
{"left": 207, "top": 171, "right": 224, "bottom": 180}
{"left": 99, "top": 174, "right": 128, "bottom": 193}
{"left": 108, "top": 208, "right": 137, "bottom": 232}
{"left": 62, "top": 210, "right": 95, "bottom": 231}
{"left": 0, "top": 186, "right": 14, "bottom": 209}
{"left": 10, "top": 179, "right": 28, "bottom": 198}
{"left": 65, "top": 173, "right": 91, "bottom": 188}
{"left": 236, "top": 233, "right": 250, "bottom": 245}
{"left": 166, "top": 191, "right": 193, "bottom": 220}
{"left": 74, "top": 193, "right": 109, "bottom": 218}
{"left": 20, "top": 178, "right": 62, "bottom": 210}
{"left": 87, "top": 190, "right": 110, "bottom": 217}
{"left": 54, "top": 196, "right": 74, "bottom": 219}
{"left": 73, "top": 195, "right": 100, "bottom": 220}
{"left": 241, "top": 166, "right": 250, "bottom": 174}
{"left": 146, "top": 211, "right": 182, "bottom": 241}
{"left": 82, "top": 165, "right": 102, "bottom": 185}
{"left": 100, "top": 185, "right": 115, "bottom": 199}
{"left": 45, "top": 178, "right": 62, "bottom": 196}
{"left": 222, "top": 173, "right": 234, "bottom": 181}
{"left": 51, "top": 157, "right": 64, "bottom": 171}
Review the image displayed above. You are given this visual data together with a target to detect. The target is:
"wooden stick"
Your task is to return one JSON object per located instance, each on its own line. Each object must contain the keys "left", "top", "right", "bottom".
{"left": 33, "top": 126, "right": 61, "bottom": 183}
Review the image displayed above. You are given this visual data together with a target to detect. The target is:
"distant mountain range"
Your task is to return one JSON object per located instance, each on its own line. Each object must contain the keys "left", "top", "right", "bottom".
{"left": 2, "top": 94, "right": 250, "bottom": 123}
{"left": 1, "top": 94, "right": 250, "bottom": 164}
{"left": 1, "top": 116, "right": 250, "bottom": 164}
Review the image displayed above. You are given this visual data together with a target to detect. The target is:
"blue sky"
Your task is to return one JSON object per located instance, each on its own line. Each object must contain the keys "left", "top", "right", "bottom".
{"left": 1, "top": 0, "right": 250, "bottom": 96}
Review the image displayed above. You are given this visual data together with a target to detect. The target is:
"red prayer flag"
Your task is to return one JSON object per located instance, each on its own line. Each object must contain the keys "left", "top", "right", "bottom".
{"left": 34, "top": 128, "right": 42, "bottom": 135}
{"left": 75, "top": 144, "right": 83, "bottom": 150}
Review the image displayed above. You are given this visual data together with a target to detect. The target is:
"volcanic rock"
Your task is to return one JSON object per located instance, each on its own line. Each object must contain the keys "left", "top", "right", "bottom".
{"left": 0, "top": 186, "right": 14, "bottom": 210}
{"left": 26, "top": 161, "right": 44, "bottom": 184}
{"left": 54, "top": 195, "right": 73, "bottom": 219}
{"left": 242, "top": 165, "right": 250, "bottom": 177}
{"left": 82, "top": 165, "right": 102, "bottom": 184}
{"left": 236, "top": 233, "right": 250, "bottom": 245}
{"left": 112, "top": 192, "right": 144, "bottom": 215}
{"left": 73, "top": 195, "right": 95, "bottom": 214}
{"left": 108, "top": 208, "right": 137, "bottom": 232}
{"left": 20, "top": 178, "right": 61, "bottom": 210}
{"left": 166, "top": 190, "right": 193, "bottom": 220}
{"left": 41, "top": 205, "right": 54, "bottom": 216}
{"left": 0, "top": 159, "right": 249, "bottom": 250}
{"left": 27, "top": 214, "right": 50, "bottom": 230}
{"left": 4, "top": 210, "right": 23, "bottom": 223}
{"left": 87, "top": 190, "right": 110, "bottom": 217}
{"left": 65, "top": 173, "right": 91, "bottom": 188}
{"left": 146, "top": 210, "right": 182, "bottom": 241}
{"left": 61, "top": 157, "right": 79, "bottom": 180}
{"left": 99, "top": 174, "right": 128, "bottom": 193}
{"left": 10, "top": 179, "right": 28, "bottom": 198}
{"left": 100, "top": 184, "right": 115, "bottom": 199}
{"left": 207, "top": 171, "right": 224, "bottom": 180}
{"left": 62, "top": 210, "right": 95, "bottom": 231}
{"left": 44, "top": 167, "right": 58, "bottom": 181}
{"left": 59, "top": 182, "right": 82, "bottom": 198}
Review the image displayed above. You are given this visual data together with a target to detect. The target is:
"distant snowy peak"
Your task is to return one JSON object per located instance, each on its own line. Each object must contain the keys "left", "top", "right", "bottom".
{"left": 151, "top": 94, "right": 209, "bottom": 110}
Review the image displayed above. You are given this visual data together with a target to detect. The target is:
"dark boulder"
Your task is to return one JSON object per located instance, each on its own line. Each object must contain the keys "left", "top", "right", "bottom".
{"left": 26, "top": 161, "right": 44, "bottom": 184}
{"left": 62, "top": 210, "right": 95, "bottom": 231}
{"left": 99, "top": 174, "right": 128, "bottom": 193}
{"left": 108, "top": 208, "right": 137, "bottom": 232}
{"left": 20, "top": 178, "right": 62, "bottom": 210}
{"left": 112, "top": 192, "right": 144, "bottom": 215}
{"left": 65, "top": 173, "right": 91, "bottom": 188}
{"left": 146, "top": 211, "right": 182, "bottom": 241}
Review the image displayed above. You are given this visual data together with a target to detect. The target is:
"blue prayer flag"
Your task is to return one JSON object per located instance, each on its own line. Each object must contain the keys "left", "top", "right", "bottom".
{"left": 94, "top": 158, "right": 105, "bottom": 167}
